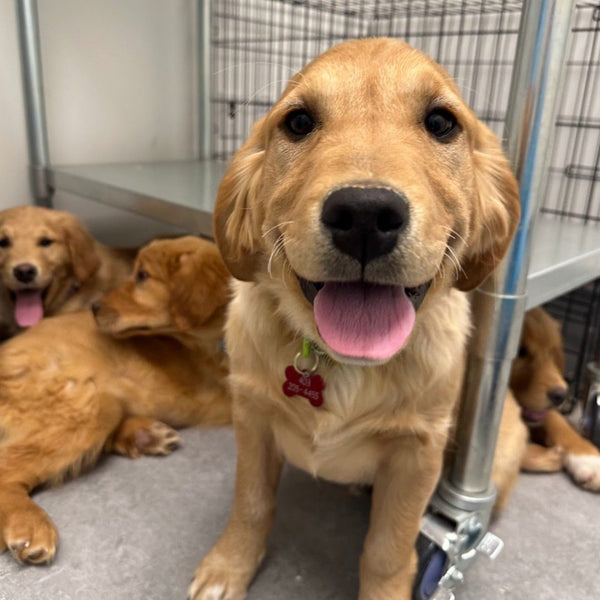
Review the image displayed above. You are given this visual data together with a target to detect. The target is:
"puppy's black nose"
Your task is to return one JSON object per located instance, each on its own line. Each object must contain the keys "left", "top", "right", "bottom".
{"left": 547, "top": 387, "right": 568, "bottom": 407}
{"left": 13, "top": 263, "right": 38, "bottom": 284}
{"left": 321, "top": 186, "right": 409, "bottom": 266}
{"left": 91, "top": 302, "right": 101, "bottom": 317}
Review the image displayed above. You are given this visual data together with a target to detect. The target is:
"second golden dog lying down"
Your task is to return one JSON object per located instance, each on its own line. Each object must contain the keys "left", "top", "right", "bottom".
{"left": 513, "top": 307, "right": 600, "bottom": 490}
{"left": 0, "top": 236, "right": 231, "bottom": 565}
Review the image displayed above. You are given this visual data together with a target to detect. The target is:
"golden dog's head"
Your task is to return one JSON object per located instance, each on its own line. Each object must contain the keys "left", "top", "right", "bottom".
{"left": 94, "top": 236, "right": 230, "bottom": 338}
{"left": 0, "top": 205, "right": 100, "bottom": 327}
{"left": 214, "top": 38, "right": 520, "bottom": 363}
{"left": 510, "top": 307, "right": 569, "bottom": 423}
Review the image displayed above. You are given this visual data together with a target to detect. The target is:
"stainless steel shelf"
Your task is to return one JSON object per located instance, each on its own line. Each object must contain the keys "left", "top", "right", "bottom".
{"left": 527, "top": 216, "right": 600, "bottom": 308}
{"left": 47, "top": 160, "right": 228, "bottom": 234}
{"left": 47, "top": 160, "right": 600, "bottom": 308}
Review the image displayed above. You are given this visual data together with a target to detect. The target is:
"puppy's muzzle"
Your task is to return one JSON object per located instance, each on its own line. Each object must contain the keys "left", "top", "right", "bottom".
{"left": 321, "top": 186, "right": 409, "bottom": 267}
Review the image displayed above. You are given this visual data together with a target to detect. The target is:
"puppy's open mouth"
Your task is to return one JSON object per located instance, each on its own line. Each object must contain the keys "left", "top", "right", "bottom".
{"left": 298, "top": 277, "right": 431, "bottom": 361}
{"left": 9, "top": 288, "right": 48, "bottom": 328}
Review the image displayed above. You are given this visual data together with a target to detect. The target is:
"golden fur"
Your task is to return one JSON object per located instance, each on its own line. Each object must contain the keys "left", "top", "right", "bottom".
{"left": 190, "top": 38, "right": 521, "bottom": 600}
{"left": 512, "top": 307, "right": 600, "bottom": 490}
{"left": 0, "top": 236, "right": 231, "bottom": 564}
{"left": 490, "top": 390, "right": 528, "bottom": 512}
{"left": 0, "top": 205, "right": 135, "bottom": 339}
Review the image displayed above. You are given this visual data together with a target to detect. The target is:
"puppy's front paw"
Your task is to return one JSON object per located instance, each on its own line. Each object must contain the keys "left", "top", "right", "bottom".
{"left": 3, "top": 504, "right": 57, "bottom": 565}
{"left": 564, "top": 453, "right": 600, "bottom": 491}
{"left": 188, "top": 555, "right": 251, "bottom": 600}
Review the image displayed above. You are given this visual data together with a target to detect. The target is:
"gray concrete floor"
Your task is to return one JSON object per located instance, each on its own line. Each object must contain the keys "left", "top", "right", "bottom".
{"left": 0, "top": 426, "right": 597, "bottom": 600}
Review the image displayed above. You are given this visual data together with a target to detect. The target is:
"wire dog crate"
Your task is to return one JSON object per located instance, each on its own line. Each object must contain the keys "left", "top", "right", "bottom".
{"left": 546, "top": 278, "right": 600, "bottom": 400}
{"left": 544, "top": 2, "right": 600, "bottom": 224}
{"left": 210, "top": 0, "right": 600, "bottom": 401}
{"left": 542, "top": 2, "right": 600, "bottom": 403}
{"left": 210, "top": 0, "right": 523, "bottom": 159}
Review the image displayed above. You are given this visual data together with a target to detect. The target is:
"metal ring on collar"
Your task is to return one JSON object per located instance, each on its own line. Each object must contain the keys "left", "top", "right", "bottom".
{"left": 293, "top": 350, "right": 319, "bottom": 375}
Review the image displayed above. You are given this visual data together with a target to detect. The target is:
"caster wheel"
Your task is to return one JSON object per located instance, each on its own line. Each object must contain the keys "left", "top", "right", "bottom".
{"left": 412, "top": 534, "right": 448, "bottom": 600}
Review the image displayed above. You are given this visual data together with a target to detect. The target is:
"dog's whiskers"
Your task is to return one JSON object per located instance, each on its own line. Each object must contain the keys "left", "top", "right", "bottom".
{"left": 267, "top": 234, "right": 286, "bottom": 279}
{"left": 262, "top": 221, "right": 294, "bottom": 239}
{"left": 441, "top": 226, "right": 467, "bottom": 247}
{"left": 444, "top": 245, "right": 465, "bottom": 279}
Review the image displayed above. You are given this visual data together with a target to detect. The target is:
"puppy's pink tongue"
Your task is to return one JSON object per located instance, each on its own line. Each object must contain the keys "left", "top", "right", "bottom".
{"left": 313, "top": 282, "right": 415, "bottom": 361}
{"left": 14, "top": 290, "right": 44, "bottom": 327}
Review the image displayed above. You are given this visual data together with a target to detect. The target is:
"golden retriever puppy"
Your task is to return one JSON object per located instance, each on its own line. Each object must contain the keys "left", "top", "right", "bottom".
{"left": 0, "top": 236, "right": 231, "bottom": 565}
{"left": 512, "top": 306, "right": 600, "bottom": 491}
{"left": 189, "top": 38, "right": 520, "bottom": 600}
{"left": 0, "top": 205, "right": 135, "bottom": 338}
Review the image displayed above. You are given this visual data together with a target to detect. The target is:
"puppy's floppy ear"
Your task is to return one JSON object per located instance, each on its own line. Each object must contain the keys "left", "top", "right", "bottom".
{"left": 455, "top": 121, "right": 521, "bottom": 291}
{"left": 58, "top": 212, "right": 101, "bottom": 282}
{"left": 213, "top": 117, "right": 267, "bottom": 281}
{"left": 169, "top": 245, "right": 230, "bottom": 330}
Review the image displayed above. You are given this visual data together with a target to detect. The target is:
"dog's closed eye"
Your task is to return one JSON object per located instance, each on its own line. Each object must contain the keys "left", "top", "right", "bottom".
{"left": 0, "top": 236, "right": 11, "bottom": 248}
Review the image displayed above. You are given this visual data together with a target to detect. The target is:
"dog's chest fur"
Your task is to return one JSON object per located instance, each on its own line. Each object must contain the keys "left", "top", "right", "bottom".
{"left": 226, "top": 281, "right": 471, "bottom": 485}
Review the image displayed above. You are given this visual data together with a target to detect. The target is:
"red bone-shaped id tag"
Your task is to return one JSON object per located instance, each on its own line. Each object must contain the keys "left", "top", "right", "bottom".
{"left": 282, "top": 342, "right": 325, "bottom": 407}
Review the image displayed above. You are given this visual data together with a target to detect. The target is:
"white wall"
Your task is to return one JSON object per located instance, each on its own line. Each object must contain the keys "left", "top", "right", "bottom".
{"left": 0, "top": 0, "right": 30, "bottom": 206}
{"left": 0, "top": 0, "right": 197, "bottom": 245}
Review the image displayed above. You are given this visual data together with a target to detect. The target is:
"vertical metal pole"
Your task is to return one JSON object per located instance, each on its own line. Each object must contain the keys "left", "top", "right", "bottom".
{"left": 198, "top": 0, "right": 213, "bottom": 160}
{"left": 15, "top": 0, "right": 52, "bottom": 206}
{"left": 437, "top": 0, "right": 575, "bottom": 508}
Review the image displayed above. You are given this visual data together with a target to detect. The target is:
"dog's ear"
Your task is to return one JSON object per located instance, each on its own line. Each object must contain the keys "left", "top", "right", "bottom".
{"left": 455, "top": 122, "right": 521, "bottom": 291}
{"left": 169, "top": 245, "right": 230, "bottom": 330}
{"left": 59, "top": 213, "right": 101, "bottom": 282}
{"left": 213, "top": 117, "right": 267, "bottom": 281}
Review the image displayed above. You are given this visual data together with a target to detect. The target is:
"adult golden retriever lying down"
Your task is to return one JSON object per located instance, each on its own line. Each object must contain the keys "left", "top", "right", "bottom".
{"left": 0, "top": 205, "right": 135, "bottom": 339}
{"left": 513, "top": 307, "right": 600, "bottom": 490}
{"left": 190, "top": 38, "right": 520, "bottom": 600}
{"left": 0, "top": 236, "right": 231, "bottom": 565}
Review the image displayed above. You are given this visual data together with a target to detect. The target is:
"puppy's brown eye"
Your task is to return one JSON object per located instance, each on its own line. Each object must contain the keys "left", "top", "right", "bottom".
{"left": 517, "top": 346, "right": 528, "bottom": 358}
{"left": 284, "top": 109, "right": 315, "bottom": 138}
{"left": 425, "top": 108, "right": 459, "bottom": 141}
{"left": 38, "top": 237, "right": 54, "bottom": 247}
{"left": 135, "top": 269, "right": 149, "bottom": 283}
{"left": 0, "top": 236, "right": 10, "bottom": 248}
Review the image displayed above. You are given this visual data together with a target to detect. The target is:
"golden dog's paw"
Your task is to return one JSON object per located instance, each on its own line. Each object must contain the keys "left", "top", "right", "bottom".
{"left": 3, "top": 506, "right": 57, "bottom": 565}
{"left": 137, "top": 421, "right": 181, "bottom": 456}
{"left": 564, "top": 453, "right": 600, "bottom": 491}
{"left": 188, "top": 561, "right": 249, "bottom": 600}
{"left": 542, "top": 445, "right": 564, "bottom": 471}
{"left": 111, "top": 418, "right": 181, "bottom": 459}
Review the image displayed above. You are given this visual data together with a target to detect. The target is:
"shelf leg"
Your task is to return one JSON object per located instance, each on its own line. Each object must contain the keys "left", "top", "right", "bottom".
{"left": 424, "top": 0, "right": 576, "bottom": 595}
{"left": 16, "top": 0, "right": 52, "bottom": 206}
